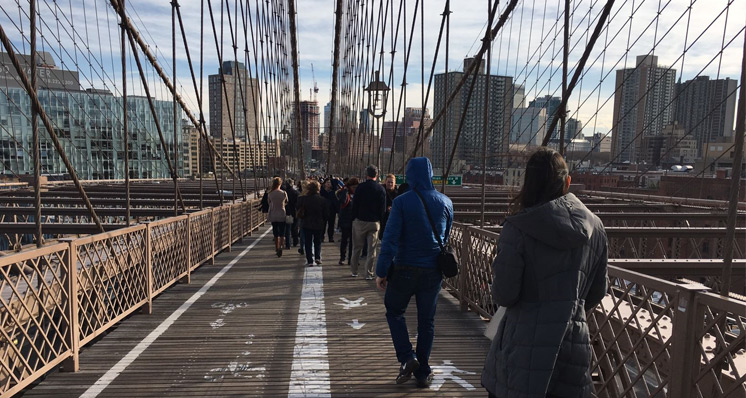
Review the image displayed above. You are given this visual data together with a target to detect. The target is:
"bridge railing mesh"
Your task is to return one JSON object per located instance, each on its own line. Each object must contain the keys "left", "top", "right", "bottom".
{"left": 449, "top": 223, "right": 746, "bottom": 398}
{"left": 0, "top": 198, "right": 265, "bottom": 397}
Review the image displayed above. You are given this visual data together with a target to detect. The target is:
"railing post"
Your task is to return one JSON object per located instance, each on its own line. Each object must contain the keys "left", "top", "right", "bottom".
{"left": 185, "top": 214, "right": 191, "bottom": 284}
{"left": 61, "top": 238, "right": 79, "bottom": 372}
{"left": 459, "top": 226, "right": 471, "bottom": 312}
{"left": 144, "top": 223, "right": 153, "bottom": 314}
{"left": 248, "top": 201, "right": 254, "bottom": 236}
{"left": 669, "top": 282, "right": 709, "bottom": 398}
{"left": 227, "top": 206, "right": 232, "bottom": 252}
{"left": 210, "top": 208, "right": 216, "bottom": 265}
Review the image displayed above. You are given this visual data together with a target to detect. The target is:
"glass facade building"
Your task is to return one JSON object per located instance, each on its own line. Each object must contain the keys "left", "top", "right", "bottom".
{"left": 1, "top": 87, "right": 189, "bottom": 179}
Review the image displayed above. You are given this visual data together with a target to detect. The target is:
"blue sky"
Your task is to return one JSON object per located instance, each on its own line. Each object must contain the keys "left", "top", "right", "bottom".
{"left": 1, "top": 0, "right": 743, "bottom": 138}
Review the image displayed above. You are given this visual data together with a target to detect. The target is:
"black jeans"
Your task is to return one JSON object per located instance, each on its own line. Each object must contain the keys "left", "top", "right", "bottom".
{"left": 384, "top": 264, "right": 442, "bottom": 379}
{"left": 339, "top": 225, "right": 352, "bottom": 262}
{"left": 303, "top": 228, "right": 323, "bottom": 264}
{"left": 326, "top": 213, "right": 337, "bottom": 241}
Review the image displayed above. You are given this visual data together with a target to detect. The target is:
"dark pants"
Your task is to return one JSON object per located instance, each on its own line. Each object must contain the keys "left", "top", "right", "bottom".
{"left": 271, "top": 222, "right": 285, "bottom": 238}
{"left": 384, "top": 265, "right": 442, "bottom": 379}
{"left": 303, "top": 228, "right": 323, "bottom": 264}
{"left": 299, "top": 227, "right": 305, "bottom": 253}
{"left": 326, "top": 213, "right": 337, "bottom": 241}
{"left": 284, "top": 221, "right": 293, "bottom": 249}
{"left": 339, "top": 225, "right": 352, "bottom": 262}
{"left": 291, "top": 217, "right": 299, "bottom": 246}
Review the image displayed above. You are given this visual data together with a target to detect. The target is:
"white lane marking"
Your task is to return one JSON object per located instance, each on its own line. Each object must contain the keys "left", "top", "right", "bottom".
{"left": 334, "top": 297, "right": 367, "bottom": 309}
{"left": 80, "top": 228, "right": 271, "bottom": 398}
{"left": 347, "top": 319, "right": 366, "bottom": 330}
{"left": 288, "top": 266, "right": 331, "bottom": 398}
{"left": 429, "top": 360, "right": 477, "bottom": 391}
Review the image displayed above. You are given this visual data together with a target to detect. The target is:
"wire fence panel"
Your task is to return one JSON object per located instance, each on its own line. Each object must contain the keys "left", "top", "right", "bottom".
{"left": 0, "top": 244, "right": 71, "bottom": 397}
{"left": 231, "top": 203, "right": 243, "bottom": 244}
{"left": 214, "top": 207, "right": 230, "bottom": 252}
{"left": 72, "top": 226, "right": 147, "bottom": 346}
{"left": 150, "top": 216, "right": 189, "bottom": 296}
{"left": 189, "top": 210, "right": 213, "bottom": 270}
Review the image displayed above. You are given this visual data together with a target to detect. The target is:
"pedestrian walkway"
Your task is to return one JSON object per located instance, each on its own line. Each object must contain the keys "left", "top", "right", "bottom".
{"left": 22, "top": 226, "right": 491, "bottom": 397}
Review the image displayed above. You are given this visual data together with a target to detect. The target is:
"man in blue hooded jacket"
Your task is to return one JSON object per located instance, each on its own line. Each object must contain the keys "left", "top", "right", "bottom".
{"left": 375, "top": 157, "right": 453, "bottom": 388}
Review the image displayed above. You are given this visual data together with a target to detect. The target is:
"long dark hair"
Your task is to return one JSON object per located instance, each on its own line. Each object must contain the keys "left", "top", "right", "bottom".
{"left": 509, "top": 147, "right": 569, "bottom": 214}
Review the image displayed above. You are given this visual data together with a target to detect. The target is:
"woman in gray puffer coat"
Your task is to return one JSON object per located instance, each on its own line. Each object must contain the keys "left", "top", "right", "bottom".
{"left": 482, "top": 147, "right": 608, "bottom": 398}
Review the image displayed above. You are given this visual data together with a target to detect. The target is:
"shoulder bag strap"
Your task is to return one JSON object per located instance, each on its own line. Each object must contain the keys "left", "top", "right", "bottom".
{"left": 413, "top": 189, "right": 445, "bottom": 251}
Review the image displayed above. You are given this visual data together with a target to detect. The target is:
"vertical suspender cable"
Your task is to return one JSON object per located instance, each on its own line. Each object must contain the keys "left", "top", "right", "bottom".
{"left": 172, "top": 0, "right": 179, "bottom": 215}
{"left": 288, "top": 0, "right": 305, "bottom": 179}
{"left": 559, "top": 0, "right": 569, "bottom": 155}
{"left": 328, "top": 0, "right": 344, "bottom": 176}
{"left": 480, "top": 0, "right": 494, "bottom": 228}
{"left": 30, "top": 0, "right": 43, "bottom": 245}
{"left": 720, "top": 29, "right": 746, "bottom": 297}
{"left": 121, "top": 0, "right": 131, "bottom": 225}
{"left": 441, "top": 1, "right": 449, "bottom": 193}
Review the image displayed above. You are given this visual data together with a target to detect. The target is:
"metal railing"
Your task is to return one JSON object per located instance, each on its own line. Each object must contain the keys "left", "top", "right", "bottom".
{"left": 448, "top": 222, "right": 746, "bottom": 398}
{"left": 0, "top": 199, "right": 265, "bottom": 398}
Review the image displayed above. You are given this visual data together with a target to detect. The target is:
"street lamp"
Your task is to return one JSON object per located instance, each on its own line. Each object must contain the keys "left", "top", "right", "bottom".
{"left": 365, "top": 71, "right": 389, "bottom": 172}
{"left": 365, "top": 70, "right": 389, "bottom": 119}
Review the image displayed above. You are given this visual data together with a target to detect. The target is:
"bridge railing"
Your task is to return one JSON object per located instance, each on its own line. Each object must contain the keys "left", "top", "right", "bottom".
{"left": 449, "top": 223, "right": 746, "bottom": 398}
{"left": 0, "top": 199, "right": 266, "bottom": 398}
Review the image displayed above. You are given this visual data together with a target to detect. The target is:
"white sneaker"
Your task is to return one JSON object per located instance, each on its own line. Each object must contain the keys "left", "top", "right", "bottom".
{"left": 365, "top": 275, "right": 374, "bottom": 280}
{"left": 305, "top": 261, "right": 315, "bottom": 267}
{"left": 351, "top": 273, "right": 358, "bottom": 277}
{"left": 315, "top": 259, "right": 323, "bottom": 265}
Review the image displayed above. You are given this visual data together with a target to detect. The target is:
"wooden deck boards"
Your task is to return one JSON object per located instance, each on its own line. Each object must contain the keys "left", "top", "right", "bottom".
{"left": 21, "top": 227, "right": 491, "bottom": 397}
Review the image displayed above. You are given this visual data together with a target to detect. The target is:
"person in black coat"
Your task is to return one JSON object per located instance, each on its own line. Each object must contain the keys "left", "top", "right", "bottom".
{"left": 296, "top": 180, "right": 330, "bottom": 266}
{"left": 335, "top": 177, "right": 359, "bottom": 265}
{"left": 321, "top": 179, "right": 339, "bottom": 242}
{"left": 283, "top": 179, "right": 300, "bottom": 248}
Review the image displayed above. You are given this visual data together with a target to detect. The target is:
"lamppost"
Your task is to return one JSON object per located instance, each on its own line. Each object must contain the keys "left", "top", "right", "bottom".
{"left": 365, "top": 70, "right": 389, "bottom": 172}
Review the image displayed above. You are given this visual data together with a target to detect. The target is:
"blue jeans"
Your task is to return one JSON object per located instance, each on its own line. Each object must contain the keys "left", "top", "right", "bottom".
{"left": 384, "top": 264, "right": 442, "bottom": 379}
{"left": 303, "top": 228, "right": 323, "bottom": 264}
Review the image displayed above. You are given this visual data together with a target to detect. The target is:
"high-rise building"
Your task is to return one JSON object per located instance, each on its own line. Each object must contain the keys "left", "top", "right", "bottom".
{"left": 323, "top": 101, "right": 332, "bottom": 134}
{"left": 296, "top": 101, "right": 320, "bottom": 148}
{"left": 674, "top": 76, "right": 737, "bottom": 157}
{"left": 208, "top": 61, "right": 259, "bottom": 141}
{"left": 431, "top": 59, "right": 513, "bottom": 170}
{"left": 381, "top": 107, "right": 430, "bottom": 153}
{"left": 611, "top": 55, "right": 677, "bottom": 163}
{"left": 641, "top": 122, "right": 697, "bottom": 166}
{"left": 512, "top": 84, "right": 526, "bottom": 109}
{"left": 511, "top": 107, "right": 546, "bottom": 145}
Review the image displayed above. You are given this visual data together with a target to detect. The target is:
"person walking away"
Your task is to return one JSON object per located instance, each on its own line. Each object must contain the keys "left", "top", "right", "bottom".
{"left": 336, "top": 177, "right": 359, "bottom": 265}
{"left": 351, "top": 165, "right": 387, "bottom": 279}
{"left": 482, "top": 147, "right": 608, "bottom": 398}
{"left": 379, "top": 173, "right": 398, "bottom": 239}
{"left": 283, "top": 179, "right": 299, "bottom": 249}
{"left": 267, "top": 177, "right": 288, "bottom": 257}
{"left": 321, "top": 179, "right": 338, "bottom": 242}
{"left": 375, "top": 157, "right": 453, "bottom": 388}
{"left": 297, "top": 180, "right": 308, "bottom": 255}
{"left": 296, "top": 180, "right": 329, "bottom": 266}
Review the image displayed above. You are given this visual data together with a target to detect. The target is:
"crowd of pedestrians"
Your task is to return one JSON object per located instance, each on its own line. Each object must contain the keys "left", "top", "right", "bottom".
{"left": 258, "top": 149, "right": 607, "bottom": 396}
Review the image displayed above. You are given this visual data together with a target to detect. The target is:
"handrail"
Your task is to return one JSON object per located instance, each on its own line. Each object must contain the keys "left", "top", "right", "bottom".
{"left": 0, "top": 199, "right": 266, "bottom": 397}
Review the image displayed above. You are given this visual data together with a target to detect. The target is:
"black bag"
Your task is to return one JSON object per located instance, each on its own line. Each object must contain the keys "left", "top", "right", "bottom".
{"left": 413, "top": 190, "right": 459, "bottom": 278}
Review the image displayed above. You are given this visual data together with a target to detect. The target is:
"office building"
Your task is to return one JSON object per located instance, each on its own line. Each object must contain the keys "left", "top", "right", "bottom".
{"left": 208, "top": 61, "right": 259, "bottom": 141}
{"left": 674, "top": 76, "right": 738, "bottom": 157}
{"left": 431, "top": 59, "right": 513, "bottom": 170}
{"left": 611, "top": 55, "right": 677, "bottom": 163}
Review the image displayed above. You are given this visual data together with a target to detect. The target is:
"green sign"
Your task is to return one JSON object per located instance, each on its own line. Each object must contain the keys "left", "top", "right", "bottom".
{"left": 393, "top": 174, "right": 462, "bottom": 186}
{"left": 432, "top": 175, "right": 462, "bottom": 186}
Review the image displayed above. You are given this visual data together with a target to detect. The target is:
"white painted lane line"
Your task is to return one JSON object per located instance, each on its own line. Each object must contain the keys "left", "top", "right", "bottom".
{"left": 288, "top": 266, "right": 331, "bottom": 398}
{"left": 80, "top": 227, "right": 271, "bottom": 398}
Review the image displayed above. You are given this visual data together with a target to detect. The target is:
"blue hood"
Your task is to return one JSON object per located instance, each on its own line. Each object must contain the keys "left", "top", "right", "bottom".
{"left": 406, "top": 157, "right": 434, "bottom": 191}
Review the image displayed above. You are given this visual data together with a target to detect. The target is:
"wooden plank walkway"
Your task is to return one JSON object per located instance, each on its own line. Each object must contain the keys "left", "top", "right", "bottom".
{"left": 21, "top": 226, "right": 491, "bottom": 397}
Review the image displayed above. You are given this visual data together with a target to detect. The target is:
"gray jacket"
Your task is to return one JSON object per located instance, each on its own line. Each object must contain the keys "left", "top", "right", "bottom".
{"left": 482, "top": 193, "right": 608, "bottom": 398}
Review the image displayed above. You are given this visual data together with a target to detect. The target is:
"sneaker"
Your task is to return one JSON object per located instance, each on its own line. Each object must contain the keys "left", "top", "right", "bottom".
{"left": 298, "top": 249, "right": 304, "bottom": 255}
{"left": 315, "top": 259, "right": 322, "bottom": 265}
{"left": 415, "top": 372, "right": 433, "bottom": 388}
{"left": 350, "top": 273, "right": 358, "bottom": 277}
{"left": 365, "top": 275, "right": 374, "bottom": 280}
{"left": 305, "top": 261, "right": 315, "bottom": 266}
{"left": 396, "top": 358, "right": 420, "bottom": 384}
{"left": 338, "top": 260, "right": 345, "bottom": 265}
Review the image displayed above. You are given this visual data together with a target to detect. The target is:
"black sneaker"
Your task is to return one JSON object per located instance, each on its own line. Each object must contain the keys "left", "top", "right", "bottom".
{"left": 395, "top": 358, "right": 420, "bottom": 384}
{"left": 415, "top": 372, "right": 433, "bottom": 388}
